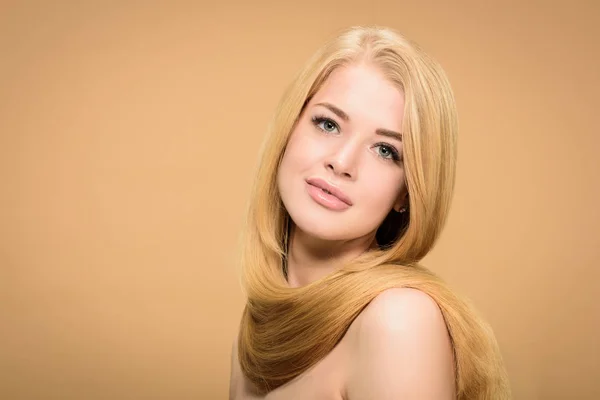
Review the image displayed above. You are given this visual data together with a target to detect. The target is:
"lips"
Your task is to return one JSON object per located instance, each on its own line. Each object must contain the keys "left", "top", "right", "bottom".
{"left": 305, "top": 177, "right": 353, "bottom": 206}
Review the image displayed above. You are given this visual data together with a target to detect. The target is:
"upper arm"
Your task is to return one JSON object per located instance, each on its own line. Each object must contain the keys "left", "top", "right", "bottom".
{"left": 345, "top": 288, "right": 456, "bottom": 400}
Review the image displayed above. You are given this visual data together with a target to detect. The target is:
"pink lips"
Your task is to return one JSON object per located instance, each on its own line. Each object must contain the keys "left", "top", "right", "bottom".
{"left": 305, "top": 177, "right": 352, "bottom": 211}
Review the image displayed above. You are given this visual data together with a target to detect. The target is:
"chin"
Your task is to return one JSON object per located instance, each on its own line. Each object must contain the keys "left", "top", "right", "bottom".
{"left": 294, "top": 224, "right": 353, "bottom": 242}
{"left": 287, "top": 208, "right": 364, "bottom": 242}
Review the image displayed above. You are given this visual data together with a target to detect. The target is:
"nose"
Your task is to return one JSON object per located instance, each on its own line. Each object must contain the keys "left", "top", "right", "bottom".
{"left": 324, "top": 140, "right": 359, "bottom": 180}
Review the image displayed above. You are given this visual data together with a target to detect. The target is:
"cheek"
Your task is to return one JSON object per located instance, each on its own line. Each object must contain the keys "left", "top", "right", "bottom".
{"left": 280, "top": 129, "right": 323, "bottom": 174}
{"left": 360, "top": 168, "right": 406, "bottom": 209}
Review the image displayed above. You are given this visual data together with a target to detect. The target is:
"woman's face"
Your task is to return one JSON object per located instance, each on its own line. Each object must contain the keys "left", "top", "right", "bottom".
{"left": 277, "top": 62, "right": 407, "bottom": 243}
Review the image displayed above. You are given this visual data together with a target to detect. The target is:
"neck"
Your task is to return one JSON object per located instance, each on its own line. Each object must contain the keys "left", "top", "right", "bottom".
{"left": 285, "top": 223, "right": 376, "bottom": 288}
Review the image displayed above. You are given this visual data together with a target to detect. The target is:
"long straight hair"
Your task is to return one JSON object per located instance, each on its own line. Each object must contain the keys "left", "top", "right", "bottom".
{"left": 237, "top": 26, "right": 511, "bottom": 399}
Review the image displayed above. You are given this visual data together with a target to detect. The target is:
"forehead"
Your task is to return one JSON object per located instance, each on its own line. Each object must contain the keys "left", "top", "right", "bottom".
{"left": 310, "top": 63, "right": 405, "bottom": 129}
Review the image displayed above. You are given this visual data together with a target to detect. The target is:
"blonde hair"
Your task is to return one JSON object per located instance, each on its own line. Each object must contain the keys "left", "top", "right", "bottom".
{"left": 237, "top": 25, "right": 511, "bottom": 399}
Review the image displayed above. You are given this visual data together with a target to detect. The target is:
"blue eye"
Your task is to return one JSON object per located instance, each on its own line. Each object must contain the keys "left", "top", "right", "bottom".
{"left": 311, "top": 115, "right": 339, "bottom": 133}
{"left": 374, "top": 143, "right": 401, "bottom": 162}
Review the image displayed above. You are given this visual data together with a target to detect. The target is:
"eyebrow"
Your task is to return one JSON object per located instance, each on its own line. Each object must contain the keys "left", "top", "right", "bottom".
{"left": 314, "top": 102, "right": 403, "bottom": 142}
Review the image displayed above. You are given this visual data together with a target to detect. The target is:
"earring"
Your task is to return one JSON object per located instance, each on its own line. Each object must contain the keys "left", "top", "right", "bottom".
{"left": 399, "top": 207, "right": 407, "bottom": 213}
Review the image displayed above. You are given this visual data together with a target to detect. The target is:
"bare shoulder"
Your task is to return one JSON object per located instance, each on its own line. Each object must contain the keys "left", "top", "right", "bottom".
{"left": 344, "top": 288, "right": 455, "bottom": 400}
{"left": 357, "top": 288, "right": 449, "bottom": 335}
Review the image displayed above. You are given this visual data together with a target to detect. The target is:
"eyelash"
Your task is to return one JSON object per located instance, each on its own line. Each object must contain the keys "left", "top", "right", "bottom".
{"left": 310, "top": 115, "right": 402, "bottom": 162}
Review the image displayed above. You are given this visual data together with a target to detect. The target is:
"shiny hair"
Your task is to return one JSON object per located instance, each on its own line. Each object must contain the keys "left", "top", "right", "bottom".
{"left": 236, "top": 25, "right": 511, "bottom": 399}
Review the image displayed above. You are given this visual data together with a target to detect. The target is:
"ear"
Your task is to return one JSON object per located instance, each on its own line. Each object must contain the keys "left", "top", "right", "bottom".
{"left": 392, "top": 191, "right": 409, "bottom": 212}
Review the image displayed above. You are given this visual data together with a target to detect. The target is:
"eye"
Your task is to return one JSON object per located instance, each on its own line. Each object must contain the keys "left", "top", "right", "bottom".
{"left": 374, "top": 143, "right": 401, "bottom": 162}
{"left": 311, "top": 115, "right": 339, "bottom": 134}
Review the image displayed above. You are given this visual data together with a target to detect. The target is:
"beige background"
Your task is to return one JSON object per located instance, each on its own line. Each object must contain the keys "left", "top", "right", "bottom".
{"left": 1, "top": 1, "right": 598, "bottom": 399}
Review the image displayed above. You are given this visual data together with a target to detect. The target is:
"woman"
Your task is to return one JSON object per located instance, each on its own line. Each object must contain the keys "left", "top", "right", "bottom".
{"left": 229, "top": 25, "right": 511, "bottom": 399}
